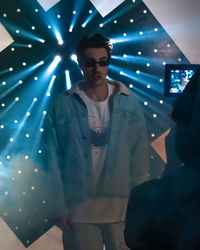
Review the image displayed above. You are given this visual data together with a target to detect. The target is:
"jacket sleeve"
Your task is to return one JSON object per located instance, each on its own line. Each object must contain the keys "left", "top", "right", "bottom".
{"left": 47, "top": 104, "right": 69, "bottom": 218}
{"left": 130, "top": 97, "right": 149, "bottom": 187}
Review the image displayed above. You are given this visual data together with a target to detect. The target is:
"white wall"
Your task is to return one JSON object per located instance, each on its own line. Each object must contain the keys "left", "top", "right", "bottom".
{"left": 143, "top": 0, "right": 200, "bottom": 64}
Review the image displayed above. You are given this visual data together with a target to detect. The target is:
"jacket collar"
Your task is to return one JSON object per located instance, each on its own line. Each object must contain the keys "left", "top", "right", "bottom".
{"left": 66, "top": 80, "right": 131, "bottom": 96}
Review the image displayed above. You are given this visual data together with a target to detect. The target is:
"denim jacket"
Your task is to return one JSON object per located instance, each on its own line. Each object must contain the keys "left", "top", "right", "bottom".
{"left": 47, "top": 80, "right": 149, "bottom": 216}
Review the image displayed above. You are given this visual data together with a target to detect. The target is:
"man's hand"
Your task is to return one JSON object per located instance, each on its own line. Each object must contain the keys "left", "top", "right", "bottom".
{"left": 55, "top": 215, "right": 74, "bottom": 231}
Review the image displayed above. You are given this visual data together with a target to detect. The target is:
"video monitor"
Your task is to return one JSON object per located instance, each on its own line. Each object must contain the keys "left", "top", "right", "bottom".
{"left": 164, "top": 64, "right": 200, "bottom": 97}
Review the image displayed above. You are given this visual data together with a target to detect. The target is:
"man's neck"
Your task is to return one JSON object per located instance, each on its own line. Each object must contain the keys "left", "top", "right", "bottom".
{"left": 83, "top": 82, "right": 108, "bottom": 102}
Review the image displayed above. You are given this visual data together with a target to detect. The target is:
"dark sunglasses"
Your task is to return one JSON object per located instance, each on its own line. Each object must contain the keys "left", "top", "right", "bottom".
{"left": 84, "top": 59, "right": 109, "bottom": 67}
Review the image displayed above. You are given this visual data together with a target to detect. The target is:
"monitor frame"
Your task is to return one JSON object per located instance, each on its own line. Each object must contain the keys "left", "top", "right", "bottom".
{"left": 164, "top": 64, "right": 200, "bottom": 97}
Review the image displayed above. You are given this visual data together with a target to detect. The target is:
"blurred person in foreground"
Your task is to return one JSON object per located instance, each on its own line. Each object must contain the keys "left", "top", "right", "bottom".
{"left": 124, "top": 69, "right": 200, "bottom": 250}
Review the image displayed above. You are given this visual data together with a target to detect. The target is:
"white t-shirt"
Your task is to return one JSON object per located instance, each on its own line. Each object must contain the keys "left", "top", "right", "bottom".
{"left": 70, "top": 83, "right": 127, "bottom": 223}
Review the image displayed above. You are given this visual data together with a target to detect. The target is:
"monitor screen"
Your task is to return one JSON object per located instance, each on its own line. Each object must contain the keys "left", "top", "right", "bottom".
{"left": 164, "top": 64, "right": 200, "bottom": 97}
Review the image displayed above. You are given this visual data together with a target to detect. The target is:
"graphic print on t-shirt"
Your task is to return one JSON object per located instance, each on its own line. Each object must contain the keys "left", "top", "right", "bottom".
{"left": 89, "top": 114, "right": 109, "bottom": 148}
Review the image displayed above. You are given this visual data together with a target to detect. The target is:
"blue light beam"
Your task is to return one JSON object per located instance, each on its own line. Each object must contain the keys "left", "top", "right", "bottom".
{"left": 65, "top": 70, "right": 72, "bottom": 90}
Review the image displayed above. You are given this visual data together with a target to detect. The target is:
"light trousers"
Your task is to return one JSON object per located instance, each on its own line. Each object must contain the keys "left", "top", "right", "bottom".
{"left": 62, "top": 222, "right": 130, "bottom": 250}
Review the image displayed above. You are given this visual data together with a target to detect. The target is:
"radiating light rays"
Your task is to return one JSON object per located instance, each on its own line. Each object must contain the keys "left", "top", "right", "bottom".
{"left": 110, "top": 28, "right": 161, "bottom": 44}
{"left": 31, "top": 111, "right": 47, "bottom": 156}
{"left": 1, "top": 99, "right": 37, "bottom": 159}
{"left": 55, "top": 30, "right": 63, "bottom": 45}
{"left": 82, "top": 9, "right": 98, "bottom": 28}
{"left": 0, "top": 69, "right": 10, "bottom": 76}
{"left": 0, "top": 82, "right": 19, "bottom": 100}
{"left": 65, "top": 70, "right": 72, "bottom": 90}
{"left": 112, "top": 54, "right": 152, "bottom": 65}
{"left": 109, "top": 64, "right": 162, "bottom": 94}
{"left": 45, "top": 55, "right": 61, "bottom": 75}
{"left": 2, "top": 20, "right": 44, "bottom": 43}
{"left": 101, "top": 4, "right": 130, "bottom": 26}
{"left": 69, "top": 0, "right": 87, "bottom": 32}
{"left": 0, "top": 100, "right": 16, "bottom": 120}
{"left": 30, "top": 75, "right": 56, "bottom": 154}
{"left": 46, "top": 74, "right": 56, "bottom": 97}
{"left": 0, "top": 61, "right": 45, "bottom": 99}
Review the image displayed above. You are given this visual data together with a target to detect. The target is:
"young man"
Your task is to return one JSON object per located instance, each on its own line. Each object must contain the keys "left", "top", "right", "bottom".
{"left": 48, "top": 33, "right": 149, "bottom": 250}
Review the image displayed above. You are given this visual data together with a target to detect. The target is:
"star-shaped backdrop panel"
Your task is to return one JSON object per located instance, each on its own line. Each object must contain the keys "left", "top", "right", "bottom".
{"left": 0, "top": 0, "right": 190, "bottom": 248}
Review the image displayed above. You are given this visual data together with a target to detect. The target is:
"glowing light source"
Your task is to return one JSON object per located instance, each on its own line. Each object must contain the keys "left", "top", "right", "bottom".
{"left": 129, "top": 84, "right": 133, "bottom": 88}
{"left": 65, "top": 70, "right": 72, "bottom": 90}
{"left": 40, "top": 39, "right": 45, "bottom": 43}
{"left": 71, "top": 54, "right": 78, "bottom": 63}
{"left": 55, "top": 30, "right": 63, "bottom": 45}
{"left": 46, "top": 75, "right": 56, "bottom": 96}
{"left": 46, "top": 56, "right": 61, "bottom": 75}
{"left": 39, "top": 61, "right": 44, "bottom": 65}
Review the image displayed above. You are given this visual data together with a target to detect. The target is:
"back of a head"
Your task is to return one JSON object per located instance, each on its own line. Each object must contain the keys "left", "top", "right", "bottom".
{"left": 75, "top": 33, "right": 113, "bottom": 62}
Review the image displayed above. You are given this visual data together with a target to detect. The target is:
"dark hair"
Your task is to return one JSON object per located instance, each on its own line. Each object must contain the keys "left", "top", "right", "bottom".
{"left": 75, "top": 33, "right": 113, "bottom": 62}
